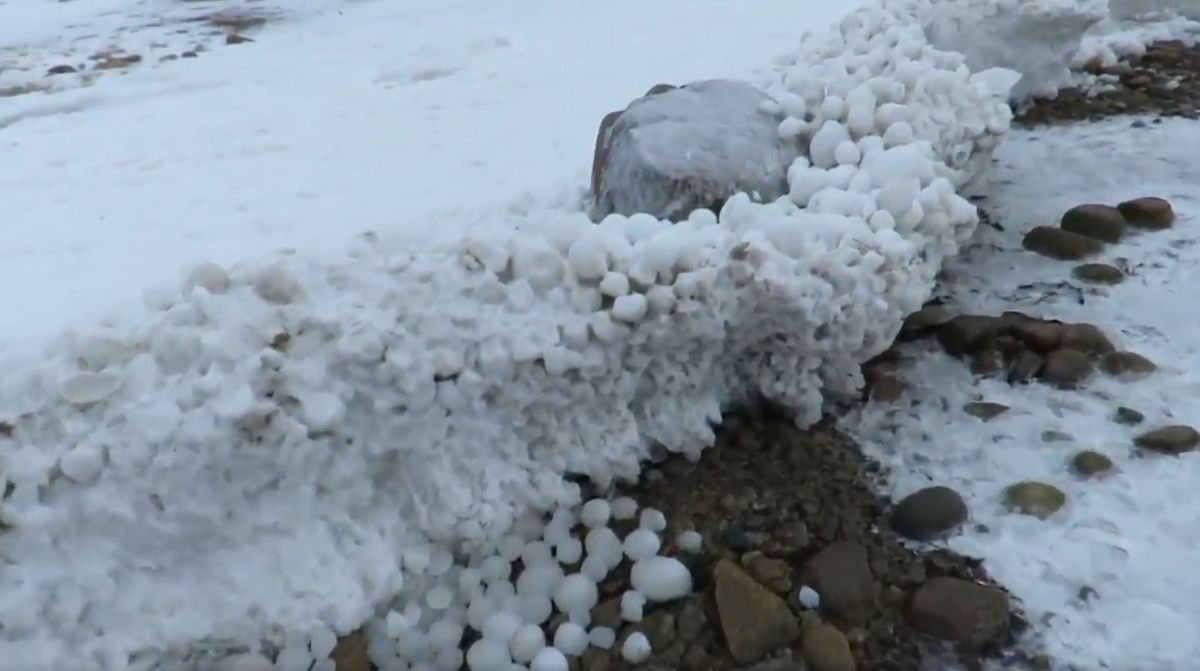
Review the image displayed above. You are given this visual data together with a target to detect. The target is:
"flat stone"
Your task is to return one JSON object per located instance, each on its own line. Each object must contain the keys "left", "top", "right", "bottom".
{"left": 1060, "top": 203, "right": 1127, "bottom": 242}
{"left": 1072, "top": 263, "right": 1125, "bottom": 285}
{"left": 1022, "top": 226, "right": 1104, "bottom": 260}
{"left": 1040, "top": 348, "right": 1094, "bottom": 389}
{"left": 909, "top": 577, "right": 1011, "bottom": 649}
{"left": 1060, "top": 323, "right": 1114, "bottom": 355}
{"left": 1003, "top": 481, "right": 1067, "bottom": 519}
{"left": 799, "top": 541, "right": 878, "bottom": 626}
{"left": 936, "top": 315, "right": 1002, "bottom": 357}
{"left": 714, "top": 559, "right": 800, "bottom": 665}
{"left": 801, "top": 622, "right": 857, "bottom": 671}
{"left": 1117, "top": 196, "right": 1175, "bottom": 229}
{"left": 868, "top": 373, "right": 906, "bottom": 403}
{"left": 1114, "top": 406, "right": 1145, "bottom": 425}
{"left": 889, "top": 486, "right": 969, "bottom": 541}
{"left": 1071, "top": 450, "right": 1116, "bottom": 478}
{"left": 963, "top": 401, "right": 1010, "bottom": 421}
{"left": 1098, "top": 351, "right": 1156, "bottom": 379}
{"left": 900, "top": 305, "right": 956, "bottom": 339}
{"left": 330, "top": 630, "right": 370, "bottom": 671}
{"left": 1003, "top": 314, "right": 1064, "bottom": 353}
{"left": 1007, "top": 349, "right": 1045, "bottom": 383}
{"left": 741, "top": 552, "right": 793, "bottom": 594}
{"left": 1134, "top": 425, "right": 1200, "bottom": 455}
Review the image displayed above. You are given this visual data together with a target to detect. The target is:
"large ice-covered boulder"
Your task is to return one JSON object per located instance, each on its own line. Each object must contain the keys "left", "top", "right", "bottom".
{"left": 591, "top": 79, "right": 799, "bottom": 221}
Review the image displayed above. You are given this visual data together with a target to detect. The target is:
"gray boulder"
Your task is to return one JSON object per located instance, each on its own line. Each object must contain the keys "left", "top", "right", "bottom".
{"left": 590, "top": 79, "right": 797, "bottom": 221}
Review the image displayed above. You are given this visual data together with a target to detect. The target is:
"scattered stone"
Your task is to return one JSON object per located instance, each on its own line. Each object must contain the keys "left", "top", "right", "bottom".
{"left": 736, "top": 654, "right": 806, "bottom": 671}
{"left": 936, "top": 315, "right": 1001, "bottom": 357}
{"left": 1117, "top": 196, "right": 1175, "bottom": 229}
{"left": 46, "top": 64, "right": 77, "bottom": 75}
{"left": 580, "top": 647, "right": 614, "bottom": 671}
{"left": 1004, "top": 314, "right": 1063, "bottom": 353}
{"left": 741, "top": 552, "right": 793, "bottom": 594}
{"left": 94, "top": 53, "right": 143, "bottom": 70}
{"left": 1007, "top": 349, "right": 1045, "bottom": 383}
{"left": 1060, "top": 204, "right": 1127, "bottom": 243}
{"left": 1022, "top": 226, "right": 1104, "bottom": 260}
{"left": 641, "top": 610, "right": 677, "bottom": 652}
{"left": 1060, "top": 323, "right": 1115, "bottom": 355}
{"left": 1039, "top": 348, "right": 1093, "bottom": 389}
{"left": 963, "top": 401, "right": 1010, "bottom": 421}
{"left": 226, "top": 33, "right": 254, "bottom": 45}
{"left": 329, "top": 630, "right": 370, "bottom": 671}
{"left": 1071, "top": 450, "right": 1116, "bottom": 478}
{"left": 591, "top": 79, "right": 797, "bottom": 221}
{"left": 909, "top": 577, "right": 1010, "bottom": 649}
{"left": 1114, "top": 406, "right": 1145, "bottom": 425}
{"left": 675, "top": 599, "right": 707, "bottom": 643}
{"left": 1134, "top": 425, "right": 1200, "bottom": 455}
{"left": 1003, "top": 481, "right": 1067, "bottom": 519}
{"left": 801, "top": 621, "right": 857, "bottom": 671}
{"left": 159, "top": 54, "right": 180, "bottom": 62}
{"left": 971, "top": 348, "right": 1005, "bottom": 376}
{"left": 181, "top": 50, "right": 199, "bottom": 58}
{"left": 799, "top": 541, "right": 878, "bottom": 626}
{"left": 900, "top": 305, "right": 955, "bottom": 339}
{"left": 714, "top": 560, "right": 801, "bottom": 664}
{"left": 868, "top": 373, "right": 906, "bottom": 403}
{"left": 1098, "top": 351, "right": 1157, "bottom": 379}
{"left": 889, "top": 486, "right": 968, "bottom": 541}
{"left": 1042, "top": 430, "right": 1074, "bottom": 443}
{"left": 1072, "top": 262, "right": 1125, "bottom": 284}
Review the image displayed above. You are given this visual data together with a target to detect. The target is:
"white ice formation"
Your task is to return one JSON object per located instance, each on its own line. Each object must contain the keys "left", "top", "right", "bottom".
{"left": 2, "top": 0, "right": 1176, "bottom": 669}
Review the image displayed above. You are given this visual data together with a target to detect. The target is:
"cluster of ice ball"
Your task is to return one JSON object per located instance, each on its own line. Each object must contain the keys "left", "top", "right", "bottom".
{"left": 205, "top": 497, "right": 692, "bottom": 671}
{"left": 0, "top": 1, "right": 1022, "bottom": 669}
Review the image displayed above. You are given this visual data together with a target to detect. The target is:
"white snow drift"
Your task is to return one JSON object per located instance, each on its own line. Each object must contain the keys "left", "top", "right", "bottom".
{"left": 0, "top": 0, "right": 1157, "bottom": 668}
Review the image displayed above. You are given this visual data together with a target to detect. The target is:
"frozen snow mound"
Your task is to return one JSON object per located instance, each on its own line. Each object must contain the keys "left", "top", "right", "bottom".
{"left": 0, "top": 1, "right": 1019, "bottom": 668}
{"left": 594, "top": 79, "right": 798, "bottom": 221}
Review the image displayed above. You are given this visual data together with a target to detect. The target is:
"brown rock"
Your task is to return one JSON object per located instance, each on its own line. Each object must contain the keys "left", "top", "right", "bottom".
{"left": 1022, "top": 226, "right": 1104, "bottom": 260}
{"left": 867, "top": 373, "right": 906, "bottom": 403}
{"left": 741, "top": 552, "right": 793, "bottom": 594}
{"left": 889, "top": 486, "right": 968, "bottom": 541}
{"left": 642, "top": 610, "right": 678, "bottom": 652}
{"left": 1072, "top": 263, "right": 1125, "bottom": 285}
{"left": 1060, "top": 323, "right": 1114, "bottom": 355}
{"left": 181, "top": 50, "right": 199, "bottom": 59}
{"left": 580, "top": 647, "right": 613, "bottom": 671}
{"left": 330, "top": 630, "right": 370, "bottom": 671}
{"left": 970, "top": 348, "right": 1005, "bottom": 376}
{"left": 909, "top": 577, "right": 1011, "bottom": 648}
{"left": 801, "top": 622, "right": 857, "bottom": 671}
{"left": 226, "top": 34, "right": 254, "bottom": 45}
{"left": 1003, "top": 481, "right": 1067, "bottom": 519}
{"left": 1007, "top": 349, "right": 1045, "bottom": 383}
{"left": 1060, "top": 204, "right": 1127, "bottom": 243}
{"left": 799, "top": 541, "right": 878, "bottom": 626}
{"left": 94, "top": 54, "right": 143, "bottom": 70}
{"left": 1003, "top": 314, "right": 1064, "bottom": 353}
{"left": 46, "top": 64, "right": 78, "bottom": 75}
{"left": 1098, "top": 351, "right": 1156, "bottom": 379}
{"left": 1040, "top": 348, "right": 1094, "bottom": 389}
{"left": 680, "top": 644, "right": 710, "bottom": 671}
{"left": 714, "top": 559, "right": 800, "bottom": 664}
{"left": 1114, "top": 406, "right": 1145, "bottom": 425}
{"left": 936, "top": 315, "right": 1001, "bottom": 357}
{"left": 963, "top": 401, "right": 1010, "bottom": 421}
{"left": 591, "top": 110, "right": 624, "bottom": 197}
{"left": 1117, "top": 197, "right": 1175, "bottom": 230}
{"left": 1041, "top": 430, "right": 1073, "bottom": 443}
{"left": 676, "top": 598, "right": 708, "bottom": 643}
{"left": 901, "top": 305, "right": 955, "bottom": 339}
{"left": 644, "top": 83, "right": 677, "bottom": 96}
{"left": 1071, "top": 450, "right": 1115, "bottom": 478}
{"left": 1134, "top": 425, "right": 1200, "bottom": 455}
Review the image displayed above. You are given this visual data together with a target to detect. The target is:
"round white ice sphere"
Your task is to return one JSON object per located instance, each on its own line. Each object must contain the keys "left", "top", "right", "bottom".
{"left": 553, "top": 573, "right": 599, "bottom": 614}
{"left": 216, "top": 652, "right": 273, "bottom": 671}
{"left": 630, "top": 556, "right": 693, "bottom": 602}
{"left": 555, "top": 538, "right": 583, "bottom": 565}
{"left": 619, "top": 590, "right": 645, "bottom": 622}
{"left": 553, "top": 621, "right": 589, "bottom": 656}
{"left": 638, "top": 508, "right": 667, "bottom": 532}
{"left": 834, "top": 140, "right": 861, "bottom": 166}
{"left": 589, "top": 626, "right": 617, "bottom": 650}
{"left": 675, "top": 530, "right": 703, "bottom": 553}
{"left": 467, "top": 638, "right": 511, "bottom": 671}
{"left": 530, "top": 647, "right": 569, "bottom": 671}
{"left": 621, "top": 632, "right": 652, "bottom": 664}
{"left": 510, "top": 624, "right": 546, "bottom": 663}
{"left": 60, "top": 443, "right": 104, "bottom": 484}
{"left": 580, "top": 498, "right": 612, "bottom": 528}
{"left": 622, "top": 529, "right": 661, "bottom": 562}
{"left": 482, "top": 611, "right": 522, "bottom": 643}
{"left": 798, "top": 585, "right": 821, "bottom": 609}
{"left": 610, "top": 497, "right": 638, "bottom": 520}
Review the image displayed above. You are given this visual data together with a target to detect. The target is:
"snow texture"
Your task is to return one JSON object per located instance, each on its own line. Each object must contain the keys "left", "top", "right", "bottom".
{"left": 594, "top": 79, "right": 797, "bottom": 221}
{"left": 850, "top": 117, "right": 1200, "bottom": 671}
{"left": 0, "top": 0, "right": 1180, "bottom": 668}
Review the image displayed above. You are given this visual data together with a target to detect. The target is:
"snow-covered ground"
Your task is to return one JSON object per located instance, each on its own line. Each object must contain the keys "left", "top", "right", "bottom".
{"left": 851, "top": 117, "right": 1200, "bottom": 671}
{"left": 0, "top": 0, "right": 853, "bottom": 345}
{"left": 2, "top": 0, "right": 1199, "bottom": 669}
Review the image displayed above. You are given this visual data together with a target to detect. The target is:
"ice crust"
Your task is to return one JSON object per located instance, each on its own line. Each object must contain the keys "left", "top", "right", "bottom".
{"left": 5, "top": 0, "right": 1159, "bottom": 667}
